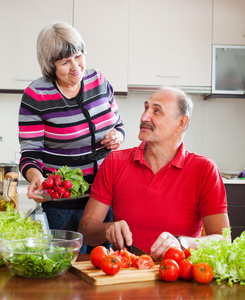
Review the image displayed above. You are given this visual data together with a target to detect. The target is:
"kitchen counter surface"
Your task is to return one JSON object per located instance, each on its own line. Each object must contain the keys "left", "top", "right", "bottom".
{"left": 0, "top": 254, "right": 244, "bottom": 300}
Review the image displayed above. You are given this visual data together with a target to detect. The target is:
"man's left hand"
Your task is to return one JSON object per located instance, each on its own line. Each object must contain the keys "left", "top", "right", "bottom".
{"left": 150, "top": 232, "right": 180, "bottom": 261}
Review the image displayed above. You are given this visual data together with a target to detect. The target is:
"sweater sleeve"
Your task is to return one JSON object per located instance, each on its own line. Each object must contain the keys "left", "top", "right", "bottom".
{"left": 18, "top": 92, "right": 45, "bottom": 179}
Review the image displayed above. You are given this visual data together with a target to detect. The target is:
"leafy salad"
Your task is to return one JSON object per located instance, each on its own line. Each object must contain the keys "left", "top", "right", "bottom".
{"left": 0, "top": 204, "right": 43, "bottom": 266}
{"left": 0, "top": 205, "right": 75, "bottom": 278}
{"left": 189, "top": 228, "right": 245, "bottom": 286}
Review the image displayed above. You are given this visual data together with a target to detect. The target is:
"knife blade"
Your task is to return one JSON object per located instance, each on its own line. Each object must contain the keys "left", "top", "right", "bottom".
{"left": 129, "top": 245, "right": 147, "bottom": 256}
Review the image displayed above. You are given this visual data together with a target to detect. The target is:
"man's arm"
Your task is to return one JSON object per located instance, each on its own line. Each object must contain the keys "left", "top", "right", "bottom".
{"left": 150, "top": 213, "right": 230, "bottom": 261}
{"left": 79, "top": 197, "right": 132, "bottom": 249}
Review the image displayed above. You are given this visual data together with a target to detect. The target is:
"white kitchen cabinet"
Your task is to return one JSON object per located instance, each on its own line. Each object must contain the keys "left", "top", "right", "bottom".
{"left": 213, "top": 0, "right": 245, "bottom": 45}
{"left": 128, "top": 0, "right": 212, "bottom": 89}
{"left": 0, "top": 0, "right": 73, "bottom": 90}
{"left": 74, "top": 0, "right": 129, "bottom": 92}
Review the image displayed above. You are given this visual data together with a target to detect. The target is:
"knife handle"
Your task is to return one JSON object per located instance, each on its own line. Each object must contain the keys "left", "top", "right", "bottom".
{"left": 124, "top": 238, "right": 132, "bottom": 252}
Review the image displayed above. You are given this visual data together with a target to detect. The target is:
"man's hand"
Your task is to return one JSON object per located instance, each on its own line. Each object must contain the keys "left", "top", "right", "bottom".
{"left": 150, "top": 232, "right": 180, "bottom": 261}
{"left": 105, "top": 220, "right": 133, "bottom": 250}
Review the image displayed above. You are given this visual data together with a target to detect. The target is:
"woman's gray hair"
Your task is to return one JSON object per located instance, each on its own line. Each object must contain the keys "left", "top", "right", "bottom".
{"left": 37, "top": 22, "right": 86, "bottom": 81}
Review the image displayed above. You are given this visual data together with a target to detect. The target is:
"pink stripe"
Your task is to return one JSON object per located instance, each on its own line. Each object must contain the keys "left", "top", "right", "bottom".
{"left": 25, "top": 87, "right": 61, "bottom": 101}
{"left": 82, "top": 166, "right": 94, "bottom": 176}
{"left": 20, "top": 161, "right": 44, "bottom": 173}
{"left": 83, "top": 71, "right": 104, "bottom": 92}
{"left": 45, "top": 123, "right": 88, "bottom": 134}
{"left": 45, "top": 128, "right": 90, "bottom": 140}
{"left": 19, "top": 131, "right": 44, "bottom": 138}
{"left": 19, "top": 125, "right": 44, "bottom": 131}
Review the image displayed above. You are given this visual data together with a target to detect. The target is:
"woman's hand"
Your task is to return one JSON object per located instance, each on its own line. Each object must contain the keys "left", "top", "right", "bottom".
{"left": 150, "top": 232, "right": 181, "bottom": 262}
{"left": 26, "top": 168, "right": 48, "bottom": 203}
{"left": 101, "top": 129, "right": 124, "bottom": 150}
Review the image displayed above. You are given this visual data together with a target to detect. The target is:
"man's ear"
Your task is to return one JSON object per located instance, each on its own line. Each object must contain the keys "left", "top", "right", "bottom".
{"left": 177, "top": 115, "right": 189, "bottom": 132}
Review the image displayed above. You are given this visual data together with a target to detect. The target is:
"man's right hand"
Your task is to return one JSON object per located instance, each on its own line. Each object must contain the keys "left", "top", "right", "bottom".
{"left": 104, "top": 220, "right": 133, "bottom": 250}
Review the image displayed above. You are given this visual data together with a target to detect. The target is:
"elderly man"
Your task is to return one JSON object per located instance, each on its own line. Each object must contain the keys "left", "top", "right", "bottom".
{"left": 79, "top": 88, "right": 230, "bottom": 261}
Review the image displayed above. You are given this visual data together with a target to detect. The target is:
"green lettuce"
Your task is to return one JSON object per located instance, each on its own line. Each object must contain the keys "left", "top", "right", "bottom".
{"left": 0, "top": 204, "right": 43, "bottom": 266}
{"left": 189, "top": 228, "right": 245, "bottom": 286}
{"left": 55, "top": 166, "right": 89, "bottom": 197}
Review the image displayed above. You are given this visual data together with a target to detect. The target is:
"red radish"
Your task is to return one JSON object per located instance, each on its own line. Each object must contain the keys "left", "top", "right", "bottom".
{"left": 45, "top": 178, "right": 54, "bottom": 188}
{"left": 41, "top": 181, "right": 47, "bottom": 189}
{"left": 63, "top": 190, "right": 71, "bottom": 198}
{"left": 63, "top": 180, "right": 73, "bottom": 189}
{"left": 47, "top": 188, "right": 54, "bottom": 195}
{"left": 53, "top": 174, "right": 62, "bottom": 181}
{"left": 55, "top": 178, "right": 62, "bottom": 187}
{"left": 52, "top": 192, "right": 60, "bottom": 199}
{"left": 57, "top": 186, "right": 66, "bottom": 196}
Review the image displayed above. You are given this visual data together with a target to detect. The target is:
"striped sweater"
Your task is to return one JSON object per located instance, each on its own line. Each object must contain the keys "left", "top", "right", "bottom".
{"left": 18, "top": 69, "right": 125, "bottom": 189}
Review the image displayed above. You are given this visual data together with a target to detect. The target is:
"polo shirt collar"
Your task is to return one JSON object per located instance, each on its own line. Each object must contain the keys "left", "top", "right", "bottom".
{"left": 133, "top": 142, "right": 186, "bottom": 169}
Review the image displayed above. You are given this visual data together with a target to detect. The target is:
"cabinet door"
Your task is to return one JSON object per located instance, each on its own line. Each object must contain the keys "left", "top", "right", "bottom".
{"left": 0, "top": 0, "right": 73, "bottom": 90}
{"left": 128, "top": 0, "right": 212, "bottom": 87}
{"left": 74, "top": 0, "right": 129, "bottom": 92}
{"left": 213, "top": 0, "right": 245, "bottom": 45}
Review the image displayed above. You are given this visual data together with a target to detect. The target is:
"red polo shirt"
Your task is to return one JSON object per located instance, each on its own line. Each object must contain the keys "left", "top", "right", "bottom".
{"left": 90, "top": 142, "right": 227, "bottom": 254}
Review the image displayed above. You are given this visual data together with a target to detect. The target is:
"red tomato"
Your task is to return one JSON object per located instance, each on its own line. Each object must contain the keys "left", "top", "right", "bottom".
{"left": 163, "top": 247, "right": 185, "bottom": 265}
{"left": 184, "top": 248, "right": 192, "bottom": 259}
{"left": 100, "top": 255, "right": 121, "bottom": 275}
{"left": 179, "top": 259, "right": 193, "bottom": 281}
{"left": 131, "top": 254, "right": 139, "bottom": 268}
{"left": 137, "top": 255, "right": 155, "bottom": 270}
{"left": 159, "top": 259, "right": 180, "bottom": 282}
{"left": 63, "top": 180, "right": 73, "bottom": 189}
{"left": 192, "top": 262, "right": 214, "bottom": 284}
{"left": 90, "top": 246, "right": 109, "bottom": 269}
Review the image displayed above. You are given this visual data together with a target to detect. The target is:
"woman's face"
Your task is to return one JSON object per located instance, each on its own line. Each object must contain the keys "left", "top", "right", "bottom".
{"left": 54, "top": 51, "right": 86, "bottom": 86}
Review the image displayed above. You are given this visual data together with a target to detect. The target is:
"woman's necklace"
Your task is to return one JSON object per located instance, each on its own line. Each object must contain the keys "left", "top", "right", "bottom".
{"left": 55, "top": 81, "right": 80, "bottom": 99}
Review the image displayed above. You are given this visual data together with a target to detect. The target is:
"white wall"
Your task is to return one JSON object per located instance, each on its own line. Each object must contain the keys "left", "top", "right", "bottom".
{"left": 1, "top": 92, "right": 245, "bottom": 173}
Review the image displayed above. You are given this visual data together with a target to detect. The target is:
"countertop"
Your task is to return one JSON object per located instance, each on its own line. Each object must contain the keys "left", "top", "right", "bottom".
{"left": 0, "top": 254, "right": 244, "bottom": 300}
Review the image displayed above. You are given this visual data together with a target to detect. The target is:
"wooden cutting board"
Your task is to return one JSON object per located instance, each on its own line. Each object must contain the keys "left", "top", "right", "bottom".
{"left": 70, "top": 261, "right": 161, "bottom": 286}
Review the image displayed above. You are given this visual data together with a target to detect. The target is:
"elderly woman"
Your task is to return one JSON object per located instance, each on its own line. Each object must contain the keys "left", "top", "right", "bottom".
{"left": 18, "top": 22, "right": 125, "bottom": 253}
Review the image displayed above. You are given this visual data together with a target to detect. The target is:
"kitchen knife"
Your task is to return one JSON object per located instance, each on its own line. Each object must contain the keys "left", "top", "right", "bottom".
{"left": 128, "top": 245, "right": 147, "bottom": 256}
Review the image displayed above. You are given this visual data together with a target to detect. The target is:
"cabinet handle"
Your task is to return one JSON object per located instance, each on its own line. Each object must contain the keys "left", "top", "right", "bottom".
{"left": 156, "top": 74, "right": 180, "bottom": 78}
{"left": 15, "top": 79, "right": 35, "bottom": 81}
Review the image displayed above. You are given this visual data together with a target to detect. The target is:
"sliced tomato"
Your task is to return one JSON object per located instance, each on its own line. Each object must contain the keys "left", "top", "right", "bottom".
{"left": 137, "top": 254, "right": 155, "bottom": 270}
{"left": 131, "top": 254, "right": 139, "bottom": 268}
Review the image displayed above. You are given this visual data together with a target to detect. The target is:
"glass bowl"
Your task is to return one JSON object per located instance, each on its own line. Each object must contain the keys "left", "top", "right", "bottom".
{"left": 0, "top": 230, "right": 83, "bottom": 278}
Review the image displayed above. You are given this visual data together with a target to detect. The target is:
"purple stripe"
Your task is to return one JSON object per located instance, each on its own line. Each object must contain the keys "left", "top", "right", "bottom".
{"left": 84, "top": 96, "right": 108, "bottom": 110}
{"left": 36, "top": 86, "right": 56, "bottom": 91}
{"left": 83, "top": 71, "right": 97, "bottom": 81}
{"left": 42, "top": 108, "right": 82, "bottom": 119}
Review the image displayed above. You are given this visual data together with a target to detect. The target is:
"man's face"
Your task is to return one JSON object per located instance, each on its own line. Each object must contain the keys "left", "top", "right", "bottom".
{"left": 138, "top": 90, "right": 182, "bottom": 145}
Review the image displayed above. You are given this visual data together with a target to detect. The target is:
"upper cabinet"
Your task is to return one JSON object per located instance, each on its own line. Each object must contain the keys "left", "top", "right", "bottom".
{"left": 213, "top": 0, "right": 245, "bottom": 45}
{"left": 128, "top": 0, "right": 212, "bottom": 89}
{"left": 0, "top": 0, "right": 73, "bottom": 90}
{"left": 74, "top": 0, "right": 129, "bottom": 92}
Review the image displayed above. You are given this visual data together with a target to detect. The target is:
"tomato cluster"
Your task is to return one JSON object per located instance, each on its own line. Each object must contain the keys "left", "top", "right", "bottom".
{"left": 159, "top": 247, "right": 214, "bottom": 284}
{"left": 41, "top": 174, "right": 73, "bottom": 199}
{"left": 90, "top": 246, "right": 155, "bottom": 276}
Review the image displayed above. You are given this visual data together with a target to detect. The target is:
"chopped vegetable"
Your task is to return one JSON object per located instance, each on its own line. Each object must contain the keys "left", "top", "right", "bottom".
{"left": 189, "top": 228, "right": 245, "bottom": 286}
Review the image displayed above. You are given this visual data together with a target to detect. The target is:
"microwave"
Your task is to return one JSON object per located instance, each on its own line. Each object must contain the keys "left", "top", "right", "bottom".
{"left": 212, "top": 45, "right": 245, "bottom": 95}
